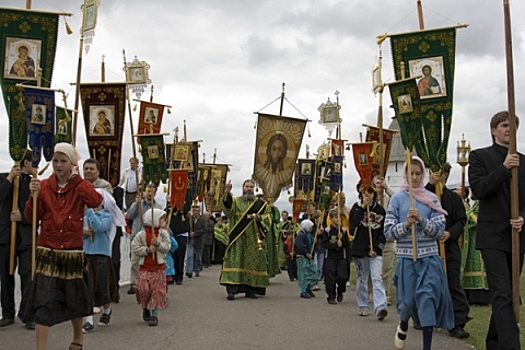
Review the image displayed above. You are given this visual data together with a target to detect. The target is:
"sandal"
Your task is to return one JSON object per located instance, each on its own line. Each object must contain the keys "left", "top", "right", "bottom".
{"left": 394, "top": 325, "right": 407, "bottom": 350}
{"left": 69, "top": 342, "right": 83, "bottom": 350}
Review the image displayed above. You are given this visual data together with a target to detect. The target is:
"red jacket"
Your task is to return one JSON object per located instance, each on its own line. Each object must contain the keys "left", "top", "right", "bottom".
{"left": 25, "top": 174, "right": 103, "bottom": 250}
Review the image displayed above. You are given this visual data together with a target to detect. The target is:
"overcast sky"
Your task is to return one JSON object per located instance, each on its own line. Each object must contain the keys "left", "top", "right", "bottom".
{"left": 1, "top": 0, "right": 524, "bottom": 211}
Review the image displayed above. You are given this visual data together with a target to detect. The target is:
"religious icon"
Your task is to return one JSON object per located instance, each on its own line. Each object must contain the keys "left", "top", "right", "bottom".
{"left": 89, "top": 106, "right": 115, "bottom": 136}
{"left": 4, "top": 37, "right": 40, "bottom": 81}
{"left": 83, "top": 1, "right": 97, "bottom": 31}
{"left": 322, "top": 106, "right": 338, "bottom": 123}
{"left": 359, "top": 153, "right": 368, "bottom": 165}
{"left": 57, "top": 119, "right": 68, "bottom": 135}
{"left": 147, "top": 145, "right": 159, "bottom": 159}
{"left": 263, "top": 133, "right": 288, "bottom": 175}
{"left": 334, "top": 162, "right": 341, "bottom": 174}
{"left": 129, "top": 67, "right": 146, "bottom": 83}
{"left": 173, "top": 144, "right": 189, "bottom": 162}
{"left": 144, "top": 107, "right": 158, "bottom": 125}
{"left": 301, "top": 163, "right": 312, "bottom": 176}
{"left": 398, "top": 94, "right": 413, "bottom": 114}
{"left": 408, "top": 56, "right": 447, "bottom": 99}
{"left": 31, "top": 104, "right": 45, "bottom": 125}
{"left": 317, "top": 144, "right": 330, "bottom": 161}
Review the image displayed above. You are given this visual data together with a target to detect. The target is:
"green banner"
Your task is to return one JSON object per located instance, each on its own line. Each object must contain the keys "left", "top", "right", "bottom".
{"left": 55, "top": 106, "right": 73, "bottom": 144}
{"left": 139, "top": 134, "right": 168, "bottom": 187}
{"left": 387, "top": 78, "right": 425, "bottom": 161}
{"left": 390, "top": 28, "right": 457, "bottom": 171}
{"left": 0, "top": 8, "right": 59, "bottom": 161}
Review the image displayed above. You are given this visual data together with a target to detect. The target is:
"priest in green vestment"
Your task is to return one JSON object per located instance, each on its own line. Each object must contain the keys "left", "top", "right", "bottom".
{"left": 220, "top": 179, "right": 272, "bottom": 300}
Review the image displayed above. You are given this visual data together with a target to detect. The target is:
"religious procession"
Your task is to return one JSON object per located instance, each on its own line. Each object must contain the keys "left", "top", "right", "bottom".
{"left": 0, "top": 1, "right": 523, "bottom": 350}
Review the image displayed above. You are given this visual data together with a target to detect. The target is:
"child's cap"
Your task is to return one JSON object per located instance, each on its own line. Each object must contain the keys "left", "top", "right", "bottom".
{"left": 143, "top": 208, "right": 166, "bottom": 227}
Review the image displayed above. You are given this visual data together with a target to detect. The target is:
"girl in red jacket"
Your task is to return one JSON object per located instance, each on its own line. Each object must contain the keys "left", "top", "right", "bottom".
{"left": 24, "top": 143, "right": 103, "bottom": 350}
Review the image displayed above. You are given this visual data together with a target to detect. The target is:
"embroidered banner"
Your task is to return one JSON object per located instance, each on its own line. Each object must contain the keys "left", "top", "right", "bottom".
{"left": 365, "top": 126, "right": 396, "bottom": 178}
{"left": 169, "top": 169, "right": 188, "bottom": 211}
{"left": 390, "top": 27, "right": 457, "bottom": 171}
{"left": 292, "top": 198, "right": 304, "bottom": 223}
{"left": 294, "top": 159, "right": 316, "bottom": 204}
{"left": 137, "top": 101, "right": 165, "bottom": 136}
{"left": 253, "top": 113, "right": 306, "bottom": 202}
{"left": 204, "top": 163, "right": 228, "bottom": 213}
{"left": 24, "top": 87, "right": 54, "bottom": 167}
{"left": 138, "top": 134, "right": 168, "bottom": 187}
{"left": 81, "top": 0, "right": 99, "bottom": 54}
{"left": 387, "top": 78, "right": 425, "bottom": 163}
{"left": 170, "top": 141, "right": 199, "bottom": 202}
{"left": 0, "top": 7, "right": 59, "bottom": 161}
{"left": 80, "top": 83, "right": 126, "bottom": 187}
{"left": 351, "top": 142, "right": 375, "bottom": 191}
{"left": 55, "top": 106, "right": 73, "bottom": 144}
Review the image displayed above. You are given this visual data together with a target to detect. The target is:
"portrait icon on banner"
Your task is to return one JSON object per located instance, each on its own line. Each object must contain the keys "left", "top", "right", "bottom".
{"left": 334, "top": 162, "right": 341, "bottom": 174}
{"left": 31, "top": 104, "right": 45, "bottom": 125}
{"left": 359, "top": 154, "right": 368, "bottom": 165}
{"left": 57, "top": 119, "right": 68, "bottom": 135}
{"left": 260, "top": 133, "right": 293, "bottom": 175}
{"left": 409, "top": 56, "right": 447, "bottom": 99}
{"left": 147, "top": 145, "right": 159, "bottom": 160}
{"left": 83, "top": 1, "right": 97, "bottom": 31}
{"left": 144, "top": 107, "right": 158, "bottom": 125}
{"left": 129, "top": 67, "right": 146, "bottom": 83}
{"left": 322, "top": 106, "right": 338, "bottom": 123}
{"left": 301, "top": 163, "right": 312, "bottom": 176}
{"left": 173, "top": 144, "right": 189, "bottom": 162}
{"left": 317, "top": 144, "right": 330, "bottom": 162}
{"left": 398, "top": 94, "right": 413, "bottom": 114}
{"left": 4, "top": 37, "right": 40, "bottom": 80}
{"left": 89, "top": 106, "right": 115, "bottom": 136}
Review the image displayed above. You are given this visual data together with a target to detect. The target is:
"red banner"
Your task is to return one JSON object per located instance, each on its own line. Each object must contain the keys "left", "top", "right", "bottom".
{"left": 365, "top": 126, "right": 396, "bottom": 178}
{"left": 137, "top": 101, "right": 165, "bottom": 135}
{"left": 292, "top": 198, "right": 304, "bottom": 223}
{"left": 169, "top": 169, "right": 188, "bottom": 211}
{"left": 331, "top": 139, "right": 345, "bottom": 156}
{"left": 351, "top": 142, "right": 375, "bottom": 191}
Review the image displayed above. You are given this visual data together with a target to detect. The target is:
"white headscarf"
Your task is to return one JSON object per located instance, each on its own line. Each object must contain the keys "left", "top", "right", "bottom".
{"left": 300, "top": 219, "right": 314, "bottom": 233}
{"left": 54, "top": 142, "right": 81, "bottom": 165}
{"left": 95, "top": 188, "right": 127, "bottom": 245}
{"left": 143, "top": 208, "right": 166, "bottom": 228}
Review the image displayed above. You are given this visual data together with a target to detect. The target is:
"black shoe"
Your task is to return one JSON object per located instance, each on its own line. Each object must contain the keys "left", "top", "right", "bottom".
{"left": 413, "top": 321, "right": 422, "bottom": 330}
{"left": 175, "top": 281, "right": 182, "bottom": 285}
{"left": 142, "top": 308, "right": 151, "bottom": 322}
{"left": 98, "top": 309, "right": 111, "bottom": 326}
{"left": 148, "top": 316, "right": 158, "bottom": 326}
{"left": 195, "top": 272, "right": 200, "bottom": 277}
{"left": 306, "top": 290, "right": 316, "bottom": 298}
{"left": 450, "top": 327, "right": 470, "bottom": 339}
{"left": 327, "top": 299, "right": 337, "bottom": 305}
{"left": 127, "top": 286, "right": 135, "bottom": 295}
{"left": 186, "top": 273, "right": 193, "bottom": 278}
{"left": 82, "top": 322, "right": 94, "bottom": 333}
{"left": 336, "top": 293, "right": 343, "bottom": 302}
{"left": 25, "top": 322, "right": 35, "bottom": 330}
{"left": 300, "top": 292, "right": 311, "bottom": 299}
{"left": 0, "top": 318, "right": 14, "bottom": 327}
{"left": 245, "top": 292, "right": 258, "bottom": 299}
{"left": 227, "top": 293, "right": 235, "bottom": 300}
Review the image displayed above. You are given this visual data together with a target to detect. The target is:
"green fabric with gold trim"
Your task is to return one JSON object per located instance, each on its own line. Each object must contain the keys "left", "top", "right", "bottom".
{"left": 139, "top": 134, "right": 168, "bottom": 187}
{"left": 390, "top": 28, "right": 457, "bottom": 171}
{"left": 460, "top": 200, "right": 489, "bottom": 290}
{"left": 214, "top": 221, "right": 229, "bottom": 246}
{"left": 219, "top": 194, "right": 271, "bottom": 289}
{"left": 0, "top": 8, "right": 59, "bottom": 161}
{"left": 266, "top": 204, "right": 282, "bottom": 278}
{"left": 55, "top": 107, "right": 73, "bottom": 144}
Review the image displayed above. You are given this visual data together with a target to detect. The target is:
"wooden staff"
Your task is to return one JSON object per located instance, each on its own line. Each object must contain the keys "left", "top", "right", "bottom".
{"left": 151, "top": 204, "right": 156, "bottom": 260}
{"left": 503, "top": 0, "right": 520, "bottom": 322}
{"left": 310, "top": 209, "right": 324, "bottom": 256}
{"left": 405, "top": 150, "right": 417, "bottom": 262}
{"left": 434, "top": 177, "right": 447, "bottom": 272}
{"left": 366, "top": 204, "right": 373, "bottom": 256}
{"left": 8, "top": 168, "right": 20, "bottom": 275}
{"left": 31, "top": 169, "right": 38, "bottom": 279}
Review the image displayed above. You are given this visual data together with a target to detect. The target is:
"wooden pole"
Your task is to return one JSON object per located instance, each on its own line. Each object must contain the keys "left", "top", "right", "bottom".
{"left": 72, "top": 0, "right": 88, "bottom": 146}
{"left": 279, "top": 83, "right": 285, "bottom": 117}
{"left": 503, "top": 0, "right": 520, "bottom": 323}
{"left": 417, "top": 0, "right": 425, "bottom": 30}
{"left": 406, "top": 150, "right": 417, "bottom": 261}
{"left": 8, "top": 172, "right": 20, "bottom": 275}
{"left": 31, "top": 170, "right": 37, "bottom": 279}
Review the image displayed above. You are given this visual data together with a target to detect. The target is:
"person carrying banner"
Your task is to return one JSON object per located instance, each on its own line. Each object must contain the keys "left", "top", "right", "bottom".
{"left": 220, "top": 179, "right": 271, "bottom": 300}
{"left": 23, "top": 143, "right": 103, "bottom": 350}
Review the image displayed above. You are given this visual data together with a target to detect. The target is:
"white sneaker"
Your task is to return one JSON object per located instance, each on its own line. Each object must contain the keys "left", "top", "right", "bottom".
{"left": 93, "top": 306, "right": 101, "bottom": 314}
{"left": 359, "top": 308, "right": 369, "bottom": 317}
{"left": 395, "top": 325, "right": 407, "bottom": 349}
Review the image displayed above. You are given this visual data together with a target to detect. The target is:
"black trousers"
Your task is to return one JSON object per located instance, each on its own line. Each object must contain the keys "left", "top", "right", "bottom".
{"left": 202, "top": 244, "right": 212, "bottom": 266}
{"left": 323, "top": 257, "right": 348, "bottom": 300}
{"left": 444, "top": 240, "right": 470, "bottom": 329}
{"left": 480, "top": 248, "right": 523, "bottom": 350}
{"left": 111, "top": 229, "right": 122, "bottom": 300}
{"left": 0, "top": 244, "right": 31, "bottom": 319}
{"left": 173, "top": 235, "right": 188, "bottom": 283}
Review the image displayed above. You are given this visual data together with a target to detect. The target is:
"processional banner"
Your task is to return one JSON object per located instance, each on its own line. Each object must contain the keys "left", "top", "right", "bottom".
{"left": 365, "top": 126, "right": 396, "bottom": 178}
{"left": 351, "top": 142, "right": 375, "bottom": 191}
{"left": 0, "top": 7, "right": 59, "bottom": 161}
{"left": 137, "top": 101, "right": 165, "bottom": 136}
{"left": 55, "top": 106, "right": 73, "bottom": 144}
{"left": 23, "top": 87, "right": 54, "bottom": 167}
{"left": 204, "top": 164, "right": 229, "bottom": 213}
{"left": 294, "top": 159, "right": 316, "bottom": 205}
{"left": 253, "top": 113, "right": 306, "bottom": 202}
{"left": 138, "top": 134, "right": 168, "bottom": 187}
{"left": 390, "top": 27, "right": 457, "bottom": 171}
{"left": 169, "top": 169, "right": 188, "bottom": 211}
{"left": 80, "top": 83, "right": 126, "bottom": 187}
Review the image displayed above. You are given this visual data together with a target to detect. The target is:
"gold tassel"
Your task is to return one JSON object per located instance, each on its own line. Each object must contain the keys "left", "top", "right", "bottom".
{"left": 163, "top": 184, "right": 167, "bottom": 193}
{"left": 167, "top": 108, "right": 171, "bottom": 114}
{"left": 65, "top": 19, "right": 73, "bottom": 35}
{"left": 133, "top": 104, "right": 137, "bottom": 112}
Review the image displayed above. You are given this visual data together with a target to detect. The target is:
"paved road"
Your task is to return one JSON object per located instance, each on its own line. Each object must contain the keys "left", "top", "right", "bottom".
{"left": 1, "top": 265, "right": 474, "bottom": 350}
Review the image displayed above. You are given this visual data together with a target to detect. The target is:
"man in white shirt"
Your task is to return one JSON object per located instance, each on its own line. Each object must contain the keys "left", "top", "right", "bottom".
{"left": 119, "top": 157, "right": 140, "bottom": 211}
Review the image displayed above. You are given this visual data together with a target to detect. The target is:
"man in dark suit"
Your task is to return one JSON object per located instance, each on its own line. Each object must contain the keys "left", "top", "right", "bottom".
{"left": 425, "top": 163, "right": 470, "bottom": 339}
{"left": 469, "top": 111, "right": 525, "bottom": 350}
{"left": 0, "top": 151, "right": 34, "bottom": 329}
{"left": 186, "top": 205, "right": 207, "bottom": 278}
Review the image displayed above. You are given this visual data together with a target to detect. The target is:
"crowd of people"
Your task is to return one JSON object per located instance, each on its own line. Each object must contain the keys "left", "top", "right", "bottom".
{"left": 0, "top": 111, "right": 522, "bottom": 350}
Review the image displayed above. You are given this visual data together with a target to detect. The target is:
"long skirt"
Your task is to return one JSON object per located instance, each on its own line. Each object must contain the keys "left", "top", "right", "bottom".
{"left": 23, "top": 247, "right": 92, "bottom": 327}
{"left": 393, "top": 255, "right": 454, "bottom": 330}
{"left": 135, "top": 268, "right": 167, "bottom": 310}
{"left": 296, "top": 257, "right": 317, "bottom": 291}
{"left": 86, "top": 254, "right": 119, "bottom": 307}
